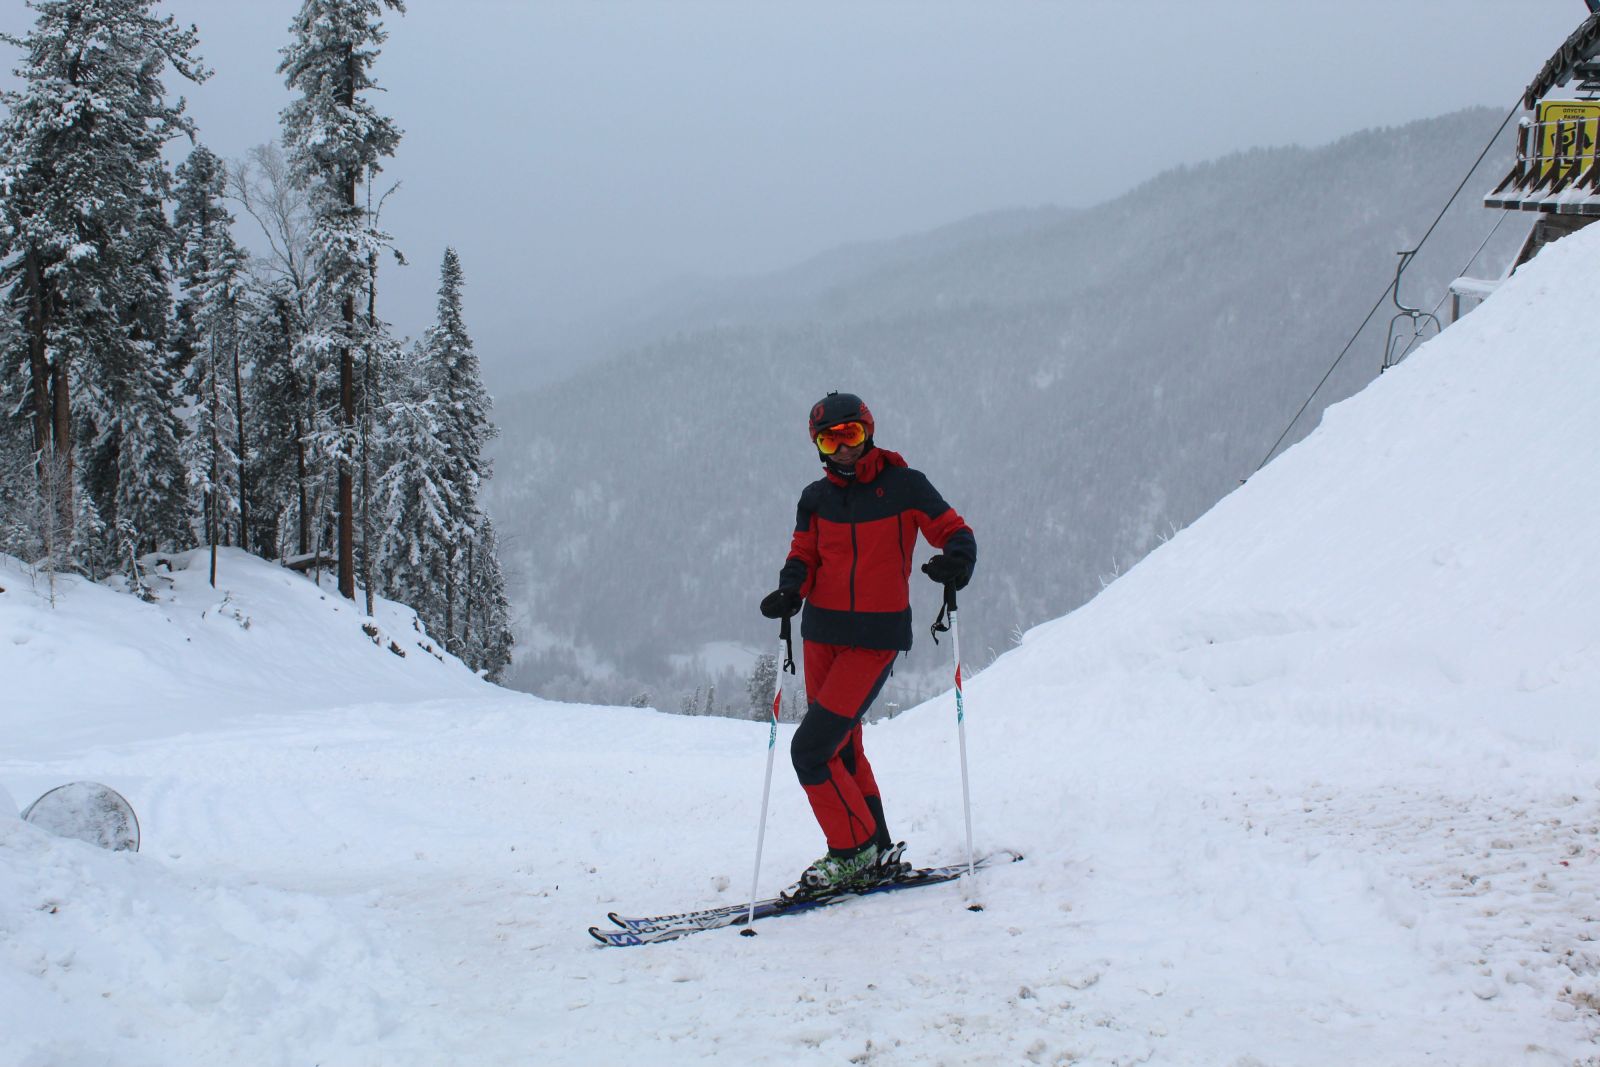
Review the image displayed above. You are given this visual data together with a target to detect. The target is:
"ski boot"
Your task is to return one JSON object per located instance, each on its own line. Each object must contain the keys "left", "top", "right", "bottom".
{"left": 782, "top": 842, "right": 881, "bottom": 900}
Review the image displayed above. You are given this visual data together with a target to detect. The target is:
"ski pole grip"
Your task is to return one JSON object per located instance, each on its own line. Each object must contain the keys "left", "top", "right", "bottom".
{"left": 778, "top": 614, "right": 796, "bottom": 674}
{"left": 944, "top": 582, "right": 959, "bottom": 614}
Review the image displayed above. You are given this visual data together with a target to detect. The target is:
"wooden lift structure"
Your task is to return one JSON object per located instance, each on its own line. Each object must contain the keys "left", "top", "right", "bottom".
{"left": 1456, "top": 4, "right": 1600, "bottom": 318}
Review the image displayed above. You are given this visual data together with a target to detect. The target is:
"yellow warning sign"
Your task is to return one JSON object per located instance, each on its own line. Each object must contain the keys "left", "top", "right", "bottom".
{"left": 1536, "top": 100, "right": 1600, "bottom": 179}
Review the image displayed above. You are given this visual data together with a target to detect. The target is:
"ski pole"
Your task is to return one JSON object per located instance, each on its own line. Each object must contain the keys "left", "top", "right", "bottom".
{"left": 931, "top": 582, "right": 976, "bottom": 885}
{"left": 742, "top": 614, "right": 796, "bottom": 935}
{"left": 946, "top": 583, "right": 977, "bottom": 883}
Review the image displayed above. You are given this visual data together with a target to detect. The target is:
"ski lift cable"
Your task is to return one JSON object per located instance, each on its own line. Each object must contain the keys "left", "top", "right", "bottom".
{"left": 1251, "top": 101, "right": 1522, "bottom": 477}
{"left": 1430, "top": 207, "right": 1515, "bottom": 320}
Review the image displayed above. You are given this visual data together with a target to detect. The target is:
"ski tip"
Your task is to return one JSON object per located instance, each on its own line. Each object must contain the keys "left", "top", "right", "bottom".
{"left": 606, "top": 912, "right": 626, "bottom": 928}
{"left": 587, "top": 926, "right": 609, "bottom": 945}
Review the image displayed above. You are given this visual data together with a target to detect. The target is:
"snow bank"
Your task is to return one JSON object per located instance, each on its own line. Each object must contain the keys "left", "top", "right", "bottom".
{"left": 0, "top": 815, "right": 438, "bottom": 1067}
{"left": 985, "top": 216, "right": 1600, "bottom": 752}
{"left": 1, "top": 548, "right": 485, "bottom": 754}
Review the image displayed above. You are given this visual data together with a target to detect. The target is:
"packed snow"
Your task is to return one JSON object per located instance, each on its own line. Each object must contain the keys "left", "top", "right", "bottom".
{"left": 6, "top": 225, "right": 1600, "bottom": 1065}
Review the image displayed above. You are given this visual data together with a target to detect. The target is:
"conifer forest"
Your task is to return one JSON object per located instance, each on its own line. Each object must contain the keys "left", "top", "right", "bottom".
{"left": 0, "top": 0, "right": 513, "bottom": 680}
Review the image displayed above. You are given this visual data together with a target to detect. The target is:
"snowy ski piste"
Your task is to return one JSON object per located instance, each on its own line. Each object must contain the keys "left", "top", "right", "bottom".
{"left": 6, "top": 227, "right": 1600, "bottom": 1065}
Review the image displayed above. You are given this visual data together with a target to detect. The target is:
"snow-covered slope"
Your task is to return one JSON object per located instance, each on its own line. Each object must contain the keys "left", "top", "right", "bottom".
{"left": 2, "top": 549, "right": 485, "bottom": 753}
{"left": 4, "top": 227, "right": 1600, "bottom": 1065}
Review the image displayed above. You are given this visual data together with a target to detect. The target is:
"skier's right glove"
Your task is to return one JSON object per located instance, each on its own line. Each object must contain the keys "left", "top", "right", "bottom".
{"left": 759, "top": 589, "right": 803, "bottom": 619}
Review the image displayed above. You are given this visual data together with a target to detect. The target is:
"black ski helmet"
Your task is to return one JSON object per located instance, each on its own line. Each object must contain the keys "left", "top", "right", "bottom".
{"left": 808, "top": 391, "right": 875, "bottom": 443}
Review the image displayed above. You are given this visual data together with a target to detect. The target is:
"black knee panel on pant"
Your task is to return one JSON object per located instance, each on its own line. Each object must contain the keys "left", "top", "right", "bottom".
{"left": 791, "top": 702, "right": 855, "bottom": 786}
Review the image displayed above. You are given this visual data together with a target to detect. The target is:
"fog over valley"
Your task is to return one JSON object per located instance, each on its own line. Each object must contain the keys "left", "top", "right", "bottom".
{"left": 487, "top": 108, "right": 1528, "bottom": 711}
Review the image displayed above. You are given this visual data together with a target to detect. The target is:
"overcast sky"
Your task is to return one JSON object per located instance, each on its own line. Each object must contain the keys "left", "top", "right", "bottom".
{"left": 2, "top": 1, "right": 1589, "bottom": 391}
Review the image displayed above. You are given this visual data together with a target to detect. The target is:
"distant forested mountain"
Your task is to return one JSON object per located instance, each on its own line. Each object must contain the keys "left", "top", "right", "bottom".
{"left": 487, "top": 108, "right": 1523, "bottom": 711}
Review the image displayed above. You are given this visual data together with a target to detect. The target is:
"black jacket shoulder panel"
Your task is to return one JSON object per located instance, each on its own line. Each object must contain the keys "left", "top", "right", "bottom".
{"left": 898, "top": 467, "right": 953, "bottom": 519}
{"left": 793, "top": 478, "right": 831, "bottom": 529}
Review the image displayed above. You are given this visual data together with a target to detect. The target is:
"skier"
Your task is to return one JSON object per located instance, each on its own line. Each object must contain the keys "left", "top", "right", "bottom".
{"left": 760, "top": 391, "right": 976, "bottom": 897}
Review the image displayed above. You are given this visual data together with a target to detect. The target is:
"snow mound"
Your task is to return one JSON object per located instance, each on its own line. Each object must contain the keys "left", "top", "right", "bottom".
{"left": 979, "top": 216, "right": 1600, "bottom": 751}
{"left": 0, "top": 816, "right": 438, "bottom": 1067}
{"left": 1, "top": 548, "right": 488, "bottom": 754}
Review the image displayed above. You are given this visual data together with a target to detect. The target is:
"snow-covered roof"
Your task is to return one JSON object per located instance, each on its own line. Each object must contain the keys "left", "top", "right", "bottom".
{"left": 1484, "top": 13, "right": 1600, "bottom": 214}
{"left": 1522, "top": 12, "right": 1600, "bottom": 110}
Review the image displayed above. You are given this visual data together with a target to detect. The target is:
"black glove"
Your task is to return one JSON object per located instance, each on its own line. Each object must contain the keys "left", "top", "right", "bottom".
{"left": 759, "top": 589, "right": 802, "bottom": 619}
{"left": 921, "top": 554, "right": 971, "bottom": 590}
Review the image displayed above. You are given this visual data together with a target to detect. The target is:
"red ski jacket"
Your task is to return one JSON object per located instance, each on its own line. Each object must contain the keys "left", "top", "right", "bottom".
{"left": 779, "top": 447, "right": 975, "bottom": 651}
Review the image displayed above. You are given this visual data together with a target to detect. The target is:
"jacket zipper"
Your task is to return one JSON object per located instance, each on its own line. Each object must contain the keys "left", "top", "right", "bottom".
{"left": 896, "top": 512, "right": 906, "bottom": 578}
{"left": 847, "top": 484, "right": 858, "bottom": 612}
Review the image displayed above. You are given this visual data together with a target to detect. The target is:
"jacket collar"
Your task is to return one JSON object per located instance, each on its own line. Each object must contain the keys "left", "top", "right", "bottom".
{"left": 823, "top": 446, "right": 906, "bottom": 486}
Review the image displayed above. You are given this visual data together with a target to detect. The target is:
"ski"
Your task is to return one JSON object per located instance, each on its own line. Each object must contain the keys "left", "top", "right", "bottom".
{"left": 606, "top": 899, "right": 749, "bottom": 933}
{"left": 607, "top": 852, "right": 1018, "bottom": 932}
{"left": 590, "top": 850, "right": 1022, "bottom": 946}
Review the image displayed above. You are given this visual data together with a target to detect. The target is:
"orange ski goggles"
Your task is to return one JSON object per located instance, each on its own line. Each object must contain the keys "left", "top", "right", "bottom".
{"left": 814, "top": 421, "right": 868, "bottom": 455}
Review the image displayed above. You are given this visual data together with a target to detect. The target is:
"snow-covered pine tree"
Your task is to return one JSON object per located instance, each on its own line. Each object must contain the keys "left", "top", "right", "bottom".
{"left": 460, "top": 515, "right": 513, "bottom": 682}
{"left": 424, "top": 247, "right": 495, "bottom": 651}
{"left": 278, "top": 0, "right": 404, "bottom": 601}
{"left": 746, "top": 653, "right": 778, "bottom": 720}
{"left": 173, "top": 145, "right": 249, "bottom": 581}
{"left": 0, "top": 0, "right": 207, "bottom": 570}
{"left": 78, "top": 154, "right": 194, "bottom": 568}
{"left": 374, "top": 340, "right": 460, "bottom": 644}
{"left": 237, "top": 288, "right": 306, "bottom": 561}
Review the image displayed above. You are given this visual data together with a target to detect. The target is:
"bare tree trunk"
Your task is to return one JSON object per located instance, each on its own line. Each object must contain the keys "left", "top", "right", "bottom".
{"left": 335, "top": 47, "right": 358, "bottom": 602}
{"left": 50, "top": 346, "right": 72, "bottom": 539}
{"left": 293, "top": 404, "right": 309, "bottom": 557}
{"left": 36, "top": 446, "right": 69, "bottom": 604}
{"left": 310, "top": 480, "right": 327, "bottom": 588}
{"left": 361, "top": 240, "right": 378, "bottom": 617}
{"left": 444, "top": 548, "right": 456, "bottom": 655}
{"left": 232, "top": 323, "right": 249, "bottom": 556}
{"left": 24, "top": 248, "right": 50, "bottom": 458}
{"left": 462, "top": 537, "right": 474, "bottom": 657}
{"left": 25, "top": 247, "right": 74, "bottom": 545}
{"left": 338, "top": 308, "right": 354, "bottom": 600}
{"left": 360, "top": 397, "right": 373, "bottom": 614}
{"left": 208, "top": 334, "right": 221, "bottom": 587}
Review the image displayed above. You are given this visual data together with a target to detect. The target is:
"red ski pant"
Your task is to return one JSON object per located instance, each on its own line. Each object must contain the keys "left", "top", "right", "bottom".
{"left": 790, "top": 642, "right": 898, "bottom": 853}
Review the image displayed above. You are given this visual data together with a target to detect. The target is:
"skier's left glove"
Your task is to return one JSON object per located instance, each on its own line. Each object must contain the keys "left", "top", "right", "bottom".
{"left": 921, "top": 554, "right": 971, "bottom": 590}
